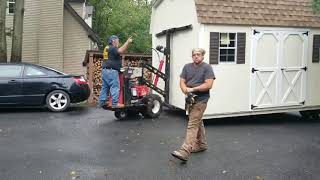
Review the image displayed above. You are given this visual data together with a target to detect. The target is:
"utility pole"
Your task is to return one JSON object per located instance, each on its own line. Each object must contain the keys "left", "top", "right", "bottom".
{"left": 0, "top": 0, "right": 7, "bottom": 62}
{"left": 10, "top": 0, "right": 24, "bottom": 62}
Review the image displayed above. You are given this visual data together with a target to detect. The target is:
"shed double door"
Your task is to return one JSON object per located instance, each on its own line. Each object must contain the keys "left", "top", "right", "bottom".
{"left": 251, "top": 30, "right": 308, "bottom": 109}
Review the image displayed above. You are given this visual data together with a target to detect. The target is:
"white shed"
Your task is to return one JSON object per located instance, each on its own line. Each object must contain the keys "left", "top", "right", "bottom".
{"left": 150, "top": 0, "right": 320, "bottom": 119}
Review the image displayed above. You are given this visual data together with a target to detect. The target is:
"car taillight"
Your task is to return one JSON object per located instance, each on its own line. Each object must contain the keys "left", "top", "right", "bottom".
{"left": 73, "top": 76, "right": 88, "bottom": 85}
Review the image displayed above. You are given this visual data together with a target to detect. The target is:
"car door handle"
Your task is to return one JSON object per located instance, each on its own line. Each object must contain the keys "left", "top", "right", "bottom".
{"left": 8, "top": 80, "right": 18, "bottom": 84}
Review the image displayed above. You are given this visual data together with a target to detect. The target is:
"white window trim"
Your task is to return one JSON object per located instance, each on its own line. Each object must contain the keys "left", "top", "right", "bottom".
{"left": 218, "top": 33, "right": 238, "bottom": 64}
{"left": 7, "top": 0, "right": 15, "bottom": 15}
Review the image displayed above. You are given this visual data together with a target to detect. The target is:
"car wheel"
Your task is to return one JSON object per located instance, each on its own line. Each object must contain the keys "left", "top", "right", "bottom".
{"left": 46, "top": 90, "right": 70, "bottom": 112}
{"left": 142, "top": 94, "right": 163, "bottom": 118}
{"left": 299, "top": 110, "right": 320, "bottom": 120}
{"left": 114, "top": 110, "right": 128, "bottom": 120}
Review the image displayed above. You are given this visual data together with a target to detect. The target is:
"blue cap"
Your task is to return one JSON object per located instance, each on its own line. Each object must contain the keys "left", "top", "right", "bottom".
{"left": 108, "top": 35, "right": 119, "bottom": 45}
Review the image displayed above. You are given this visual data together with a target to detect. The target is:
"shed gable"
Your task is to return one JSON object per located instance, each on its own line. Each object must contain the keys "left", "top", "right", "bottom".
{"left": 195, "top": 0, "right": 320, "bottom": 28}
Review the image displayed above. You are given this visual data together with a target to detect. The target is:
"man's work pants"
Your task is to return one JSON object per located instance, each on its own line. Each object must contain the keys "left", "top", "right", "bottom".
{"left": 181, "top": 101, "right": 208, "bottom": 154}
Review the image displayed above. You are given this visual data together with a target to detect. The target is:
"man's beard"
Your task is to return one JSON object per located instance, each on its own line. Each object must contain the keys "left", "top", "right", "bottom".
{"left": 194, "top": 60, "right": 203, "bottom": 65}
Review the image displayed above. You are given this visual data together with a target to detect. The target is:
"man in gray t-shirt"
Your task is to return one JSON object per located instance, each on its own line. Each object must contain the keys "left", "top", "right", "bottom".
{"left": 171, "top": 48, "right": 215, "bottom": 162}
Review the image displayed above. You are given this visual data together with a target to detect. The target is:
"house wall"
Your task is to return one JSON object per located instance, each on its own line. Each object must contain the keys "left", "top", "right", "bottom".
{"left": 22, "top": 0, "right": 40, "bottom": 64}
{"left": 38, "top": 0, "right": 64, "bottom": 71}
{"left": 151, "top": 0, "right": 200, "bottom": 108}
{"left": 68, "top": 2, "right": 84, "bottom": 18}
{"left": 5, "top": 13, "right": 13, "bottom": 61}
{"left": 63, "top": 8, "right": 91, "bottom": 76}
{"left": 6, "top": 0, "right": 64, "bottom": 69}
{"left": 5, "top": 0, "right": 93, "bottom": 75}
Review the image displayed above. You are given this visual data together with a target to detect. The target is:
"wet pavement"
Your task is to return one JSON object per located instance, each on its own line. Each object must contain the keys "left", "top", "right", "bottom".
{"left": 0, "top": 106, "right": 319, "bottom": 180}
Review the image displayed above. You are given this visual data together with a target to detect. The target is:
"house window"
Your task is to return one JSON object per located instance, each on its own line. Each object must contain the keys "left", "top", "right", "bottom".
{"left": 219, "top": 33, "right": 237, "bottom": 63}
{"left": 7, "top": 0, "right": 15, "bottom": 15}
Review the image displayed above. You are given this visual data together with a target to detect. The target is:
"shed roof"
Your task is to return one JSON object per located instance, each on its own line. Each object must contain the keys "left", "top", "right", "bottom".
{"left": 194, "top": 0, "right": 320, "bottom": 28}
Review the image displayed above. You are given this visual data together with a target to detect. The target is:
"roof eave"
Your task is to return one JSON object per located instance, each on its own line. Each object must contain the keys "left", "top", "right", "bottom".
{"left": 64, "top": 2, "right": 102, "bottom": 46}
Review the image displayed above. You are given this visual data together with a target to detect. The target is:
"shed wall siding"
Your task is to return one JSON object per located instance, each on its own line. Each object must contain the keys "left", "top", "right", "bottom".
{"left": 151, "top": 1, "right": 320, "bottom": 118}
{"left": 151, "top": 0, "right": 199, "bottom": 108}
{"left": 151, "top": 0, "right": 197, "bottom": 35}
{"left": 203, "top": 25, "right": 320, "bottom": 116}
{"left": 200, "top": 25, "right": 252, "bottom": 115}
{"left": 63, "top": 8, "right": 90, "bottom": 76}
{"left": 308, "top": 30, "right": 320, "bottom": 106}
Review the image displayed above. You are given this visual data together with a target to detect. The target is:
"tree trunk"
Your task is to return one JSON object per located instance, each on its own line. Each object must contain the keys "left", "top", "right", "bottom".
{"left": 0, "top": 0, "right": 7, "bottom": 62}
{"left": 10, "top": 0, "right": 24, "bottom": 62}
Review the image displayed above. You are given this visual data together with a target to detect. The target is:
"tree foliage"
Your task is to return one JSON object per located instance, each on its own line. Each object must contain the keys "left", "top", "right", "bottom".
{"left": 89, "top": 0, "right": 152, "bottom": 53}
{"left": 313, "top": 0, "right": 320, "bottom": 12}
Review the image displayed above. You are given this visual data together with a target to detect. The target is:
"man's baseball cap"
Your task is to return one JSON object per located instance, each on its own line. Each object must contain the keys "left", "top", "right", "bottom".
{"left": 108, "top": 35, "right": 119, "bottom": 45}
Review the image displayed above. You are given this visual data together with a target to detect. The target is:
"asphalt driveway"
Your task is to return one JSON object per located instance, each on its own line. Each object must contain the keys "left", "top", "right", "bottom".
{"left": 0, "top": 106, "right": 319, "bottom": 180}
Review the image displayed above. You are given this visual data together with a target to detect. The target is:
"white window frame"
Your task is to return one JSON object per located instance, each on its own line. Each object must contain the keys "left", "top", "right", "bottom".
{"left": 218, "top": 32, "right": 237, "bottom": 64}
{"left": 7, "top": 0, "right": 15, "bottom": 15}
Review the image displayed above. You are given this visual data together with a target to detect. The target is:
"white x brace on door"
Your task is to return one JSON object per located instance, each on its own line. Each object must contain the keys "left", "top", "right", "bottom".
{"left": 251, "top": 30, "right": 308, "bottom": 109}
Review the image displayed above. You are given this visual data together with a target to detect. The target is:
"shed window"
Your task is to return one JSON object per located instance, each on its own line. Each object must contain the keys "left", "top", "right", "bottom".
{"left": 210, "top": 32, "right": 246, "bottom": 65}
{"left": 7, "top": 0, "right": 15, "bottom": 15}
{"left": 219, "top": 33, "right": 236, "bottom": 63}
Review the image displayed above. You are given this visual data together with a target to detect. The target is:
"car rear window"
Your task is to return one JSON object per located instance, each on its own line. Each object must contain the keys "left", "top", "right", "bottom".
{"left": 39, "top": 66, "right": 66, "bottom": 75}
{"left": 24, "top": 66, "right": 47, "bottom": 76}
{"left": 0, "top": 65, "right": 22, "bottom": 77}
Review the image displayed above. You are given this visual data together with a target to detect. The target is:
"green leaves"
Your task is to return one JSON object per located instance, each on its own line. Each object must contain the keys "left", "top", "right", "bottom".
{"left": 89, "top": 0, "right": 152, "bottom": 53}
{"left": 313, "top": 0, "right": 320, "bottom": 12}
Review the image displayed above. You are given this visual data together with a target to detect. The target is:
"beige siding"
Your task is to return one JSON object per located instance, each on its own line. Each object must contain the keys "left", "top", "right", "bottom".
{"left": 5, "top": 0, "right": 63, "bottom": 68}
{"left": 63, "top": 8, "right": 90, "bottom": 76}
{"left": 22, "top": 0, "right": 40, "bottom": 64}
{"left": 5, "top": 14, "right": 13, "bottom": 62}
{"left": 5, "top": 0, "right": 94, "bottom": 75}
{"left": 69, "top": 2, "right": 84, "bottom": 18}
{"left": 38, "top": 0, "right": 64, "bottom": 71}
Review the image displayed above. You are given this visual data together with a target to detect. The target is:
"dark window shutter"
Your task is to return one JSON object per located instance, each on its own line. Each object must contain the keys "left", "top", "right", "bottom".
{"left": 237, "top": 33, "right": 246, "bottom": 64}
{"left": 312, "top": 35, "right": 320, "bottom": 63}
{"left": 209, "top": 32, "right": 219, "bottom": 64}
